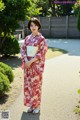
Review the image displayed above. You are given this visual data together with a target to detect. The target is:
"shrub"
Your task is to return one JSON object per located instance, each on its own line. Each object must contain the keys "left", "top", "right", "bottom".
{"left": 0, "top": 66, "right": 5, "bottom": 74}
{"left": 0, "top": 35, "right": 20, "bottom": 56}
{"left": 0, "top": 62, "right": 14, "bottom": 83}
{"left": 0, "top": 72, "right": 10, "bottom": 97}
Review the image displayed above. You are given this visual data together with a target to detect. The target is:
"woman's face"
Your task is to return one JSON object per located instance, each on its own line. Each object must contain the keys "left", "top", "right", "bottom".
{"left": 30, "top": 22, "right": 39, "bottom": 33}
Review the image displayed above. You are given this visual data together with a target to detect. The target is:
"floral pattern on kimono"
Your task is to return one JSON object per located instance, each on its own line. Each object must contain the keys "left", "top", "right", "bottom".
{"left": 21, "top": 33, "right": 48, "bottom": 109}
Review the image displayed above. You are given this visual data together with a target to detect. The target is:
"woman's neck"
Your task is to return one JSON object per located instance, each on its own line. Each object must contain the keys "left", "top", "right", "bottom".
{"left": 32, "top": 32, "right": 39, "bottom": 37}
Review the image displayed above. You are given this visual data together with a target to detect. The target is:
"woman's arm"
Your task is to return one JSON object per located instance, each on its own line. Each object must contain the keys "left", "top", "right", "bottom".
{"left": 35, "top": 37, "right": 48, "bottom": 60}
{"left": 21, "top": 37, "right": 28, "bottom": 62}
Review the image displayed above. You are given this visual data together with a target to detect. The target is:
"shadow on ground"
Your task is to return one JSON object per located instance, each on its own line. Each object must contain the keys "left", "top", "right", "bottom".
{"left": 21, "top": 111, "right": 40, "bottom": 120}
{"left": 0, "top": 55, "right": 21, "bottom": 69}
{"left": 47, "top": 39, "right": 80, "bottom": 56}
{"left": 0, "top": 47, "right": 67, "bottom": 69}
{"left": 49, "top": 47, "right": 68, "bottom": 54}
{"left": 0, "top": 94, "right": 9, "bottom": 105}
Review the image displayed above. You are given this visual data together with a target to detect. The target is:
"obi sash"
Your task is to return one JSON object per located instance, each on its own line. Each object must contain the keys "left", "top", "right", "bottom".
{"left": 26, "top": 45, "right": 38, "bottom": 57}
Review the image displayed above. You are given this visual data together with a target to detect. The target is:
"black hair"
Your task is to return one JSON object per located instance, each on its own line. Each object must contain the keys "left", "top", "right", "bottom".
{"left": 28, "top": 17, "right": 41, "bottom": 30}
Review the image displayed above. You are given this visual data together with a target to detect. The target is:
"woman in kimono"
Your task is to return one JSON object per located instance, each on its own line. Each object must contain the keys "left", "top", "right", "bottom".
{"left": 21, "top": 17, "right": 48, "bottom": 113}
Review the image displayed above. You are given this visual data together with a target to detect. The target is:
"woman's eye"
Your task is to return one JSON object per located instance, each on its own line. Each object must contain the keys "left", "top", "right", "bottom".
{"left": 30, "top": 25, "right": 37, "bottom": 27}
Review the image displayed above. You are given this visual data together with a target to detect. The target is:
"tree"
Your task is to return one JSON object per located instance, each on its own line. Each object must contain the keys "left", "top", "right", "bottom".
{"left": 48, "top": 0, "right": 56, "bottom": 16}
{"left": 36, "top": 0, "right": 49, "bottom": 16}
{"left": 0, "top": 0, "right": 5, "bottom": 11}
{"left": 55, "top": 4, "right": 74, "bottom": 16}
{"left": 0, "top": 0, "right": 41, "bottom": 49}
{"left": 48, "top": 0, "right": 76, "bottom": 16}
{"left": 0, "top": 0, "right": 31, "bottom": 49}
{"left": 0, "top": 0, "right": 31, "bottom": 36}
{"left": 73, "top": 0, "right": 80, "bottom": 15}
{"left": 27, "top": 1, "right": 42, "bottom": 19}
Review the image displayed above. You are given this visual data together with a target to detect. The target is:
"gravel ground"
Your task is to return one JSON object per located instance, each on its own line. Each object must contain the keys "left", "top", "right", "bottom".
{"left": 6, "top": 39, "right": 80, "bottom": 120}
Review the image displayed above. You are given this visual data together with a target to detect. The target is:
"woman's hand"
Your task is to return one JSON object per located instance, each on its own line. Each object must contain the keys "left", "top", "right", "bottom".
{"left": 25, "top": 57, "right": 38, "bottom": 69}
{"left": 25, "top": 61, "right": 32, "bottom": 69}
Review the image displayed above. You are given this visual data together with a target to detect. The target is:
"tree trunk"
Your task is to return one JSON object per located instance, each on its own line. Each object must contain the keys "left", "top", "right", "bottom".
{"left": 0, "top": 34, "right": 6, "bottom": 49}
{"left": 49, "top": 0, "right": 56, "bottom": 16}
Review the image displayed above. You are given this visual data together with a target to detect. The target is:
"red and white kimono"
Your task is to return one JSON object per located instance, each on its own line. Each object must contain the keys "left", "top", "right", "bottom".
{"left": 21, "top": 33, "right": 48, "bottom": 109}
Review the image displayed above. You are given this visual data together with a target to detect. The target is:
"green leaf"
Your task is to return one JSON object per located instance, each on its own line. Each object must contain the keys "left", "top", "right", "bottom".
{"left": 78, "top": 89, "right": 80, "bottom": 94}
{"left": 0, "top": 0, "right": 5, "bottom": 11}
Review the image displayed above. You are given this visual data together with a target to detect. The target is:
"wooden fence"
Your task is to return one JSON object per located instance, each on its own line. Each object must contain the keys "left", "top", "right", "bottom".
{"left": 14, "top": 16, "right": 80, "bottom": 38}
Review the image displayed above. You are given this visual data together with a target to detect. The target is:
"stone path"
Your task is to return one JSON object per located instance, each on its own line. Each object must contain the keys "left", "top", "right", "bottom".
{"left": 9, "top": 39, "right": 80, "bottom": 120}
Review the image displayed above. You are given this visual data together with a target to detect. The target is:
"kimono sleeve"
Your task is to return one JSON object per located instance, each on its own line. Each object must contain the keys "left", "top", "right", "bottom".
{"left": 21, "top": 37, "right": 27, "bottom": 62}
{"left": 35, "top": 37, "right": 48, "bottom": 60}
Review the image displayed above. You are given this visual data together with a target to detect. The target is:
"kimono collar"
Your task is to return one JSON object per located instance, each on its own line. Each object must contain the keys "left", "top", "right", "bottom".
{"left": 31, "top": 33, "right": 41, "bottom": 38}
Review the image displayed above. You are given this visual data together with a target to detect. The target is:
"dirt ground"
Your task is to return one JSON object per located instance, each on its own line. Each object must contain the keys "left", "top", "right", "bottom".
{"left": 0, "top": 54, "right": 24, "bottom": 110}
{"left": 0, "top": 47, "right": 67, "bottom": 110}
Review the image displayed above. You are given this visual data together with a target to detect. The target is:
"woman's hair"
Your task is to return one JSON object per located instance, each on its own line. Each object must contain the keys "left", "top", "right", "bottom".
{"left": 28, "top": 17, "right": 41, "bottom": 30}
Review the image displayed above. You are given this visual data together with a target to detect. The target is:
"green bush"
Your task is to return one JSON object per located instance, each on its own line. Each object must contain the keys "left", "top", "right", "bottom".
{"left": 0, "top": 66, "right": 5, "bottom": 74}
{"left": 0, "top": 62, "right": 14, "bottom": 83}
{"left": 77, "top": 10, "right": 80, "bottom": 32}
{"left": 0, "top": 35, "right": 20, "bottom": 56}
{"left": 0, "top": 72, "right": 10, "bottom": 97}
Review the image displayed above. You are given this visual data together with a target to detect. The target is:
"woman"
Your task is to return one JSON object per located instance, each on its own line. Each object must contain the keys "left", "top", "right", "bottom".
{"left": 21, "top": 17, "right": 48, "bottom": 113}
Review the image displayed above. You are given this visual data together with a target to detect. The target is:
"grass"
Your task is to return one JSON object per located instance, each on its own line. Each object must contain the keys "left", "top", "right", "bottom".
{"left": 0, "top": 47, "right": 67, "bottom": 110}
{"left": 46, "top": 47, "right": 67, "bottom": 59}
{"left": 74, "top": 103, "right": 80, "bottom": 116}
{"left": 74, "top": 90, "right": 80, "bottom": 115}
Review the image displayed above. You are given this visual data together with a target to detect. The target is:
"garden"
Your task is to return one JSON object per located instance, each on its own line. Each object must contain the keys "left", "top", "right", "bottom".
{"left": 0, "top": 0, "right": 80, "bottom": 114}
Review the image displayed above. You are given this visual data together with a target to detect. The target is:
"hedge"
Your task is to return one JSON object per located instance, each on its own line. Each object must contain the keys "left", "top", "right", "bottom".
{"left": 0, "top": 62, "right": 14, "bottom": 83}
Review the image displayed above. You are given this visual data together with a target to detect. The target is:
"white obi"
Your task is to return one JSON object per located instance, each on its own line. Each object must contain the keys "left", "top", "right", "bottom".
{"left": 26, "top": 46, "right": 38, "bottom": 57}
